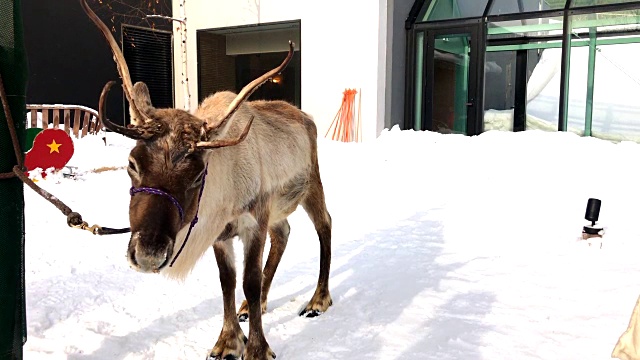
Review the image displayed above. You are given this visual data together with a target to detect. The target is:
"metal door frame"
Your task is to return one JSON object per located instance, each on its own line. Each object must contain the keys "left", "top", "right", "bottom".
{"left": 405, "top": 19, "right": 486, "bottom": 135}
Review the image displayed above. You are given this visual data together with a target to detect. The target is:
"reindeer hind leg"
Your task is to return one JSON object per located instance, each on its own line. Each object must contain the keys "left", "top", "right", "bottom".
{"left": 299, "top": 172, "right": 333, "bottom": 317}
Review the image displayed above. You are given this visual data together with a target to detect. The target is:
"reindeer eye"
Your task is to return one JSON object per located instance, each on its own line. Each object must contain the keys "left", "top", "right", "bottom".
{"left": 192, "top": 168, "right": 206, "bottom": 185}
{"left": 128, "top": 160, "right": 137, "bottom": 173}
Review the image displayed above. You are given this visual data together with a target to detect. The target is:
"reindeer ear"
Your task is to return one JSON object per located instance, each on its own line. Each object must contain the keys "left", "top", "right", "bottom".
{"left": 128, "top": 82, "right": 155, "bottom": 125}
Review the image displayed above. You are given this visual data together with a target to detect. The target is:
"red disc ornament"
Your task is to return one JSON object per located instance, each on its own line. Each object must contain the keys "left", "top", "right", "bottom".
{"left": 24, "top": 128, "right": 74, "bottom": 178}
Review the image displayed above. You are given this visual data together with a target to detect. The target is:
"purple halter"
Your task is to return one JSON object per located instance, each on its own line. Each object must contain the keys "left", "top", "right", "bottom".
{"left": 129, "top": 186, "right": 185, "bottom": 222}
{"left": 129, "top": 163, "right": 208, "bottom": 268}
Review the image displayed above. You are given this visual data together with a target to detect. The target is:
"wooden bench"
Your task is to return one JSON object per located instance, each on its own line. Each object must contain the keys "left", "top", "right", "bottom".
{"left": 25, "top": 104, "right": 103, "bottom": 139}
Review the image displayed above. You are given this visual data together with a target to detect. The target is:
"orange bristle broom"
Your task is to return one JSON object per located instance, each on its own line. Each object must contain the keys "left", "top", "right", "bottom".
{"left": 325, "top": 88, "right": 362, "bottom": 142}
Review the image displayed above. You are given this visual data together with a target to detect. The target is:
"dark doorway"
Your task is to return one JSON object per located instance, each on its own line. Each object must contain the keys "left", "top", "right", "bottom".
{"left": 197, "top": 20, "right": 301, "bottom": 107}
{"left": 235, "top": 51, "right": 299, "bottom": 105}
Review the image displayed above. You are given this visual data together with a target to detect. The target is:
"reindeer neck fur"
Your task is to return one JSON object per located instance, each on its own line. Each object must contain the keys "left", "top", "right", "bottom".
{"left": 160, "top": 90, "right": 317, "bottom": 281}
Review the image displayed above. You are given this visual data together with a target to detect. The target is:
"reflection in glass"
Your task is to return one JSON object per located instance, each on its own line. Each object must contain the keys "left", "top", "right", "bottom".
{"left": 414, "top": 32, "right": 424, "bottom": 131}
{"left": 483, "top": 51, "right": 516, "bottom": 131}
{"left": 488, "top": 16, "right": 565, "bottom": 41}
{"left": 418, "top": 0, "right": 491, "bottom": 22}
{"left": 572, "top": 0, "right": 639, "bottom": 7}
{"left": 571, "top": 9, "right": 640, "bottom": 35}
{"left": 484, "top": 48, "right": 563, "bottom": 132}
{"left": 433, "top": 34, "right": 470, "bottom": 133}
{"left": 590, "top": 41, "right": 640, "bottom": 141}
{"left": 489, "top": 0, "right": 567, "bottom": 16}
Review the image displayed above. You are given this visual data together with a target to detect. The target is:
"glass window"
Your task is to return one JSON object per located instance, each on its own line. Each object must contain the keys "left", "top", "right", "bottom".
{"left": 489, "top": 0, "right": 567, "bottom": 16}
{"left": 483, "top": 47, "right": 565, "bottom": 133}
{"left": 483, "top": 51, "right": 517, "bottom": 131}
{"left": 525, "top": 47, "right": 565, "bottom": 132}
{"left": 565, "top": 45, "right": 590, "bottom": 134}
{"left": 488, "top": 15, "right": 565, "bottom": 41}
{"left": 485, "top": 9, "right": 640, "bottom": 140}
{"left": 413, "top": 32, "right": 425, "bottom": 130}
{"left": 486, "top": 14, "right": 566, "bottom": 132}
{"left": 572, "top": 0, "right": 640, "bottom": 7}
{"left": 570, "top": 9, "right": 640, "bottom": 36}
{"left": 588, "top": 39, "right": 640, "bottom": 141}
{"left": 417, "top": 0, "right": 490, "bottom": 22}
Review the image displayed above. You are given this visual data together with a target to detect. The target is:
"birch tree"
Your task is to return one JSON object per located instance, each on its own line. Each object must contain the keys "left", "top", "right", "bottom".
{"left": 147, "top": 0, "right": 190, "bottom": 112}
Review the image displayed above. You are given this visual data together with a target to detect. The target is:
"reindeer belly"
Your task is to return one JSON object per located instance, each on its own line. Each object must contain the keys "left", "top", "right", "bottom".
{"left": 268, "top": 172, "right": 310, "bottom": 225}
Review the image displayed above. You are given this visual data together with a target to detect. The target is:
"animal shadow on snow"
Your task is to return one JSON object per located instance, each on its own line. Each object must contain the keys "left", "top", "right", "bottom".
{"left": 65, "top": 297, "right": 218, "bottom": 360}
{"left": 265, "top": 210, "right": 496, "bottom": 360}
{"left": 23, "top": 264, "right": 222, "bottom": 359}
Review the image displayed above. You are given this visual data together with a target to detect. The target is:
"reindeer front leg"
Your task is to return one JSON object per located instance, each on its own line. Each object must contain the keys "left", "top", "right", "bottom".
{"left": 238, "top": 220, "right": 290, "bottom": 322}
{"left": 209, "top": 238, "right": 246, "bottom": 359}
{"left": 239, "top": 210, "right": 276, "bottom": 360}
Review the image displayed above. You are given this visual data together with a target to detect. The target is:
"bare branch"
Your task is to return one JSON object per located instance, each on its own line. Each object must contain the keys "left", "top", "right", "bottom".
{"left": 145, "top": 14, "right": 185, "bottom": 24}
{"left": 80, "top": 0, "right": 150, "bottom": 124}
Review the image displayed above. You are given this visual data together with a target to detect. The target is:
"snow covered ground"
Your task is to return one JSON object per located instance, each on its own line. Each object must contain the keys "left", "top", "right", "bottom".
{"left": 21, "top": 126, "right": 640, "bottom": 359}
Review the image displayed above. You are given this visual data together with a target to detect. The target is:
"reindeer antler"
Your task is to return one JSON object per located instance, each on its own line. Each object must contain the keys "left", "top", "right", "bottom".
{"left": 99, "top": 81, "right": 162, "bottom": 140}
{"left": 196, "top": 116, "right": 254, "bottom": 149}
{"left": 79, "top": 0, "right": 150, "bottom": 125}
{"left": 196, "top": 41, "right": 295, "bottom": 149}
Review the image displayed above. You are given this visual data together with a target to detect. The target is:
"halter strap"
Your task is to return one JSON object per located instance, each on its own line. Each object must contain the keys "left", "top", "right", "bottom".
{"left": 129, "top": 186, "right": 185, "bottom": 222}
{"left": 170, "top": 163, "right": 208, "bottom": 267}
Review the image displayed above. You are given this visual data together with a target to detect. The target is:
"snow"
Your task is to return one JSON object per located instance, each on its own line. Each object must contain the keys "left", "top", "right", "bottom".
{"left": 21, "top": 125, "right": 640, "bottom": 359}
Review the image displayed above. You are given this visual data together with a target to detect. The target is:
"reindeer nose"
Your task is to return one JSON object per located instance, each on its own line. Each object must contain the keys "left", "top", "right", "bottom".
{"left": 134, "top": 249, "right": 169, "bottom": 273}
{"left": 129, "top": 232, "right": 172, "bottom": 273}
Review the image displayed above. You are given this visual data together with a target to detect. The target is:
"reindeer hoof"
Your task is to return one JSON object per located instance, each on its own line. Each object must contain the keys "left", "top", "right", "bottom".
{"left": 298, "top": 293, "right": 332, "bottom": 318}
{"left": 299, "top": 309, "right": 322, "bottom": 317}
{"left": 208, "top": 333, "right": 247, "bottom": 360}
{"left": 207, "top": 355, "right": 239, "bottom": 360}
{"left": 237, "top": 299, "right": 267, "bottom": 322}
{"left": 241, "top": 347, "right": 276, "bottom": 360}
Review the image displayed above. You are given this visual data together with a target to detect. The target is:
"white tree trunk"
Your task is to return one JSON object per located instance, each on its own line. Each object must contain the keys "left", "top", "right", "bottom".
{"left": 145, "top": 4, "right": 190, "bottom": 112}
{"left": 178, "top": 0, "right": 190, "bottom": 112}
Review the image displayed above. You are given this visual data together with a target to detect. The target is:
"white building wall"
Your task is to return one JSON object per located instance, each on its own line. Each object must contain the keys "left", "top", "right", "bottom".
{"left": 173, "top": 0, "right": 387, "bottom": 142}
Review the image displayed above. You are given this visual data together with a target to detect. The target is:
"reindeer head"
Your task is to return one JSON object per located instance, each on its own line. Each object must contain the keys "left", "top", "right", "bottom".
{"left": 81, "top": 0, "right": 293, "bottom": 273}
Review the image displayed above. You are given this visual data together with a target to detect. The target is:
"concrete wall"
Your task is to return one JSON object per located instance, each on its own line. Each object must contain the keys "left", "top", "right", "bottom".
{"left": 174, "top": 0, "right": 386, "bottom": 141}
{"left": 384, "top": 0, "right": 415, "bottom": 131}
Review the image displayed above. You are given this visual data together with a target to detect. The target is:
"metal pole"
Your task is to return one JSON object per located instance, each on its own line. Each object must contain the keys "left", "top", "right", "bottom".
{"left": 585, "top": 27, "right": 597, "bottom": 137}
{"left": 514, "top": 49, "right": 528, "bottom": 132}
{"left": 0, "top": 0, "right": 28, "bottom": 359}
{"left": 558, "top": 0, "right": 574, "bottom": 132}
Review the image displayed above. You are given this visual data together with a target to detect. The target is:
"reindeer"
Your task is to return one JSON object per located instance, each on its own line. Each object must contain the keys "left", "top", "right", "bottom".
{"left": 79, "top": 1, "right": 333, "bottom": 359}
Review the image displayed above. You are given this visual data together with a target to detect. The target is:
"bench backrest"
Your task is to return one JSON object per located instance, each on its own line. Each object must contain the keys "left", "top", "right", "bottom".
{"left": 26, "top": 105, "right": 103, "bottom": 138}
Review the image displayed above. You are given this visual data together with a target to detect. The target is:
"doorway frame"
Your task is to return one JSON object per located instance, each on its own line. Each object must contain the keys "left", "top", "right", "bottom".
{"left": 405, "top": 19, "right": 486, "bottom": 135}
{"left": 196, "top": 20, "right": 301, "bottom": 107}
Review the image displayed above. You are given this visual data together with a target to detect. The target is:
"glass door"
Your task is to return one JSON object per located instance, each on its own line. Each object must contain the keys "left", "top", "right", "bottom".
{"left": 410, "top": 24, "right": 482, "bottom": 135}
